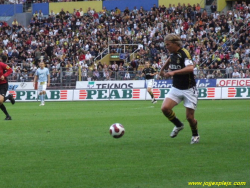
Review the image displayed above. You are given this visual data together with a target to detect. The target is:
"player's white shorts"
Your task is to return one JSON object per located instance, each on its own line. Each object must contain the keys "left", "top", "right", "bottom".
{"left": 38, "top": 82, "right": 47, "bottom": 93}
{"left": 165, "top": 86, "right": 198, "bottom": 110}
{"left": 146, "top": 79, "right": 154, "bottom": 88}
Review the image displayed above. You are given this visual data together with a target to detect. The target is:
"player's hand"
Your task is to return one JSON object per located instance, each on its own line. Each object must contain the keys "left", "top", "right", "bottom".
{"left": 47, "top": 83, "right": 50, "bottom": 87}
{"left": 166, "top": 71, "right": 174, "bottom": 77}
{"left": 0, "top": 75, "right": 4, "bottom": 80}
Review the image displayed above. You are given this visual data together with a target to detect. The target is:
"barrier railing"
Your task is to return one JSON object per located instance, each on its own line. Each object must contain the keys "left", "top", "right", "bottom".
{"left": 8, "top": 68, "right": 249, "bottom": 89}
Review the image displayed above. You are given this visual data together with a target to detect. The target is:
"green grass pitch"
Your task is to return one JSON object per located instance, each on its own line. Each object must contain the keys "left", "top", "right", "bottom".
{"left": 0, "top": 100, "right": 249, "bottom": 188}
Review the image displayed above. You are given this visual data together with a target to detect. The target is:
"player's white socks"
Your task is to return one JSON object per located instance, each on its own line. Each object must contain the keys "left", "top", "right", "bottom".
{"left": 43, "top": 94, "right": 46, "bottom": 102}
{"left": 40, "top": 95, "right": 44, "bottom": 102}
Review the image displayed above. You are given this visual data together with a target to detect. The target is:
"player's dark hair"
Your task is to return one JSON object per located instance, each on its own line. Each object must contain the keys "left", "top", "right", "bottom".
{"left": 0, "top": 55, "right": 7, "bottom": 63}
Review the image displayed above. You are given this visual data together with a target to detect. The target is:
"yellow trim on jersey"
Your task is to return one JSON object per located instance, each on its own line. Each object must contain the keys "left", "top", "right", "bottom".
{"left": 182, "top": 48, "right": 191, "bottom": 60}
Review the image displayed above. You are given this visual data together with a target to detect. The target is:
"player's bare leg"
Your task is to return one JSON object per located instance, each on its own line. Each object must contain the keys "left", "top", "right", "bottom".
{"left": 161, "top": 98, "right": 183, "bottom": 137}
{"left": 186, "top": 108, "right": 199, "bottom": 144}
{"left": 0, "top": 95, "right": 3, "bottom": 106}
{"left": 148, "top": 87, "right": 157, "bottom": 104}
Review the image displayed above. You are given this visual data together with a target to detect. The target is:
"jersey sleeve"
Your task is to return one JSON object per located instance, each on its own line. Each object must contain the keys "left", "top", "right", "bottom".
{"left": 46, "top": 68, "right": 50, "bottom": 76}
{"left": 1, "top": 63, "right": 13, "bottom": 77}
{"left": 181, "top": 48, "right": 194, "bottom": 66}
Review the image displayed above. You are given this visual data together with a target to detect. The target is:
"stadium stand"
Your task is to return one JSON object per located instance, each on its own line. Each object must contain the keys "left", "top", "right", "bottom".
{"left": 0, "top": 0, "right": 249, "bottom": 89}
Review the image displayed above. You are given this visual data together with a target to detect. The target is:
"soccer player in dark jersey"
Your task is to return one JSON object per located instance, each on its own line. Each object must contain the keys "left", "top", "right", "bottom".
{"left": 141, "top": 61, "right": 157, "bottom": 104}
{"left": 0, "top": 55, "right": 15, "bottom": 120}
{"left": 160, "top": 34, "right": 199, "bottom": 144}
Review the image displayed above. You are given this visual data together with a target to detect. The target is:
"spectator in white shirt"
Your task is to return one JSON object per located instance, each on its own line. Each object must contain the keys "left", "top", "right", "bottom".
{"left": 239, "top": 70, "right": 245, "bottom": 78}
{"left": 79, "top": 8, "right": 84, "bottom": 17}
{"left": 180, "top": 32, "right": 187, "bottom": 40}
{"left": 232, "top": 69, "right": 240, "bottom": 78}
{"left": 215, "top": 24, "right": 221, "bottom": 33}
{"left": 85, "top": 51, "right": 92, "bottom": 66}
{"left": 152, "top": 61, "right": 159, "bottom": 69}
{"left": 124, "top": 71, "right": 130, "bottom": 80}
{"left": 3, "top": 36, "right": 9, "bottom": 46}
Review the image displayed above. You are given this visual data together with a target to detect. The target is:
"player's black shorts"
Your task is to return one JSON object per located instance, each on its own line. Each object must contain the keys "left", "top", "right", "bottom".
{"left": 0, "top": 83, "right": 8, "bottom": 96}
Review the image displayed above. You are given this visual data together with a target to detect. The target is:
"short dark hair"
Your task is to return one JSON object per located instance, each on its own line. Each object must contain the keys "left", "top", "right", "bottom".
{"left": 1, "top": 55, "right": 7, "bottom": 63}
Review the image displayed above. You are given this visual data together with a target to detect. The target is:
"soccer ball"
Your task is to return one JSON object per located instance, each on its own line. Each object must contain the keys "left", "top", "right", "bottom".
{"left": 109, "top": 123, "right": 125, "bottom": 138}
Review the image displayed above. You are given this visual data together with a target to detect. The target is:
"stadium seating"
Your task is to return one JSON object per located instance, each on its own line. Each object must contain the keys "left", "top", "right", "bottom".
{"left": 0, "top": 0, "right": 249, "bottom": 89}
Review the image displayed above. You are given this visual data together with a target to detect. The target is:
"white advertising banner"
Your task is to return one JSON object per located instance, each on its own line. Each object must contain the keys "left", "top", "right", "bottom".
{"left": 145, "top": 88, "right": 171, "bottom": 100}
{"left": 8, "top": 82, "right": 34, "bottom": 90}
{"left": 6, "top": 90, "right": 74, "bottom": 101}
{"left": 4, "top": 87, "right": 249, "bottom": 101}
{"left": 76, "top": 80, "right": 145, "bottom": 89}
{"left": 197, "top": 87, "right": 221, "bottom": 99}
{"left": 221, "top": 87, "right": 250, "bottom": 99}
{"left": 145, "top": 88, "right": 221, "bottom": 100}
{"left": 216, "top": 79, "right": 250, "bottom": 87}
{"left": 74, "top": 89, "right": 147, "bottom": 100}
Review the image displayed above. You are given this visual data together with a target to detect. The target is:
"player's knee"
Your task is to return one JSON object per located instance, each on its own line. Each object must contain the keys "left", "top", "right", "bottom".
{"left": 161, "top": 105, "right": 171, "bottom": 114}
{"left": 147, "top": 88, "right": 151, "bottom": 93}
{"left": 186, "top": 114, "right": 194, "bottom": 122}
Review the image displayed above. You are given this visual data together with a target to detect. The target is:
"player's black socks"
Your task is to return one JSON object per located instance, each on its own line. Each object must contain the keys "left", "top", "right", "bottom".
{"left": 4, "top": 95, "right": 10, "bottom": 102}
{"left": 165, "top": 110, "right": 183, "bottom": 127}
{"left": 0, "top": 104, "right": 9, "bottom": 117}
{"left": 190, "top": 120, "right": 198, "bottom": 136}
{"left": 171, "top": 117, "right": 183, "bottom": 127}
{"left": 149, "top": 91, "right": 154, "bottom": 99}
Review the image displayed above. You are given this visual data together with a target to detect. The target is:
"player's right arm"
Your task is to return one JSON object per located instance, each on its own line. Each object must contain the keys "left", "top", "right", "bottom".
{"left": 160, "top": 57, "right": 170, "bottom": 78}
{"left": 141, "top": 68, "right": 145, "bottom": 77}
{"left": 166, "top": 49, "right": 194, "bottom": 77}
{"left": 33, "top": 75, "right": 38, "bottom": 87}
{"left": 33, "top": 70, "right": 38, "bottom": 88}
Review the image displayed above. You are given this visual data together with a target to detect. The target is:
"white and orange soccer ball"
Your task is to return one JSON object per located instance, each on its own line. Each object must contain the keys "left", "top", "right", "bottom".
{"left": 109, "top": 123, "right": 125, "bottom": 138}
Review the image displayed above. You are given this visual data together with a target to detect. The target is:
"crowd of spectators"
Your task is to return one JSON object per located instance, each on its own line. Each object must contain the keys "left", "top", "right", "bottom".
{"left": 1, "top": 0, "right": 106, "bottom": 4}
{"left": 0, "top": 0, "right": 250, "bottom": 88}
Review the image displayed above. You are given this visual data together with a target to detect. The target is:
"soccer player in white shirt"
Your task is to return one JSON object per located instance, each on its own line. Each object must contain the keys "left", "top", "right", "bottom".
{"left": 33, "top": 61, "right": 50, "bottom": 106}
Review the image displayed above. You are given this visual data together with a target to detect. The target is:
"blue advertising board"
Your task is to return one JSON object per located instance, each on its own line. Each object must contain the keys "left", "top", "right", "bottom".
{"left": 152, "top": 79, "right": 217, "bottom": 88}
{"left": 32, "top": 3, "right": 49, "bottom": 15}
{"left": 103, "top": 0, "right": 158, "bottom": 11}
{"left": 0, "top": 4, "right": 23, "bottom": 16}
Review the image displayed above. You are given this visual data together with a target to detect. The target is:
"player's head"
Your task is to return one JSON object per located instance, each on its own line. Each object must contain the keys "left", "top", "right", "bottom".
{"left": 0, "top": 54, "right": 7, "bottom": 63}
{"left": 39, "top": 61, "right": 45, "bottom": 69}
{"left": 145, "top": 61, "right": 150, "bottom": 68}
{"left": 165, "top": 34, "right": 182, "bottom": 53}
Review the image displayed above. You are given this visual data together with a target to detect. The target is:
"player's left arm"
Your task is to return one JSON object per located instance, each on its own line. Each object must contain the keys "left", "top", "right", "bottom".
{"left": 47, "top": 74, "right": 50, "bottom": 87}
{"left": 47, "top": 71, "right": 50, "bottom": 87}
{"left": 150, "top": 68, "right": 157, "bottom": 76}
